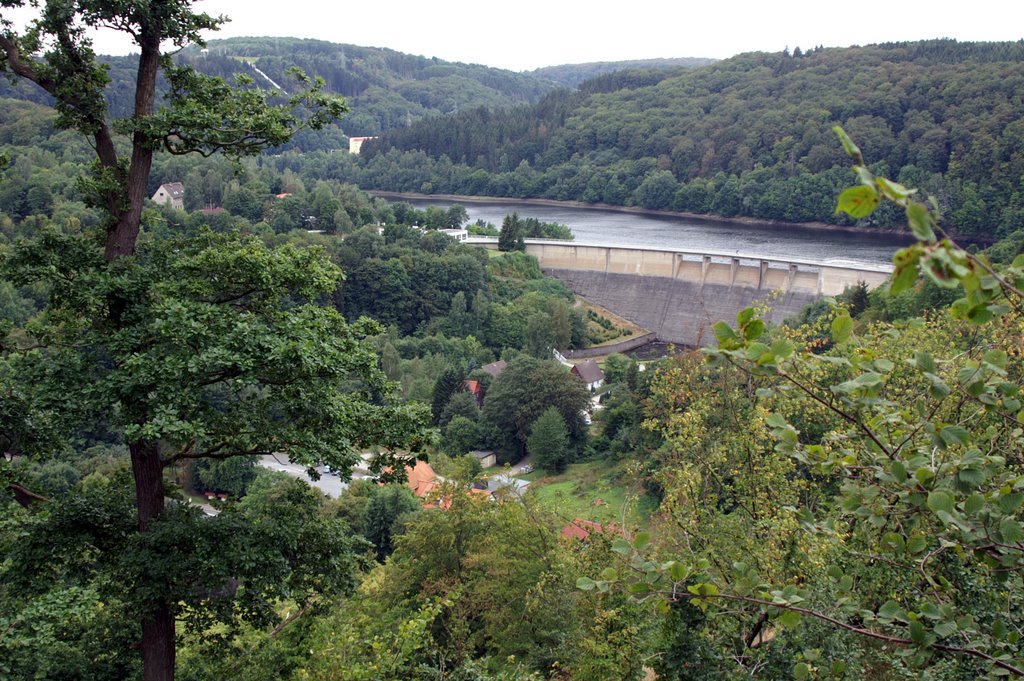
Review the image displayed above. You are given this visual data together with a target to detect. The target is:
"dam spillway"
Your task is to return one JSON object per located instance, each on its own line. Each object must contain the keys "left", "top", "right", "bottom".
{"left": 483, "top": 240, "right": 894, "bottom": 347}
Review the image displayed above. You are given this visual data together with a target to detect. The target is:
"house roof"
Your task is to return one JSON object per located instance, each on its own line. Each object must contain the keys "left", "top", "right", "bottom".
{"left": 158, "top": 182, "right": 185, "bottom": 198}
{"left": 480, "top": 360, "right": 507, "bottom": 377}
{"left": 406, "top": 459, "right": 438, "bottom": 499}
{"left": 469, "top": 450, "right": 494, "bottom": 461}
{"left": 464, "top": 379, "right": 482, "bottom": 394}
{"left": 572, "top": 360, "right": 605, "bottom": 384}
{"left": 485, "top": 473, "right": 529, "bottom": 495}
{"left": 560, "top": 517, "right": 617, "bottom": 541}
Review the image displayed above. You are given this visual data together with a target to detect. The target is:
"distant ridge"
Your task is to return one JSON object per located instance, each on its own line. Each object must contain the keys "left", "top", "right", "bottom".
{"left": 528, "top": 57, "right": 716, "bottom": 87}
{"left": 0, "top": 36, "right": 562, "bottom": 141}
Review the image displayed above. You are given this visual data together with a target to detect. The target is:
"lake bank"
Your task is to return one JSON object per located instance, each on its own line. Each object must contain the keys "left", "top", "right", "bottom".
{"left": 369, "top": 190, "right": 918, "bottom": 240}
{"left": 370, "top": 192, "right": 913, "bottom": 264}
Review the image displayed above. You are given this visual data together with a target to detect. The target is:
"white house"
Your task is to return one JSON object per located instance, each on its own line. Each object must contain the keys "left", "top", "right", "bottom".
{"left": 348, "top": 136, "right": 377, "bottom": 154}
{"left": 440, "top": 228, "right": 469, "bottom": 242}
{"left": 571, "top": 360, "right": 605, "bottom": 392}
{"left": 151, "top": 182, "right": 185, "bottom": 210}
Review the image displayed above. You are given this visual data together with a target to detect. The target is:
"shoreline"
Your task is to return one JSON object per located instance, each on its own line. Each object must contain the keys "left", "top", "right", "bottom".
{"left": 370, "top": 191, "right": 906, "bottom": 239}
{"left": 369, "top": 191, "right": 994, "bottom": 246}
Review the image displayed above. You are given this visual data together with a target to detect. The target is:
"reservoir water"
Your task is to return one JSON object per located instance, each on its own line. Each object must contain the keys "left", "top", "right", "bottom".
{"left": 392, "top": 196, "right": 913, "bottom": 266}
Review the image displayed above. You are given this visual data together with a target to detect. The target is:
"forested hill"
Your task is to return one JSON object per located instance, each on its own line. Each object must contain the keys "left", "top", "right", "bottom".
{"left": 359, "top": 40, "right": 1024, "bottom": 238}
{"left": 0, "top": 36, "right": 561, "bottom": 141}
{"left": 527, "top": 56, "right": 716, "bottom": 87}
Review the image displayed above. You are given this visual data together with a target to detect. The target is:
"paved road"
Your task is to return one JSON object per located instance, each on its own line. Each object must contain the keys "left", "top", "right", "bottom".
{"left": 258, "top": 454, "right": 373, "bottom": 499}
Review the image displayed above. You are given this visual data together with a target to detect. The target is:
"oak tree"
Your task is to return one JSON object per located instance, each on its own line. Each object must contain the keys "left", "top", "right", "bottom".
{"left": 0, "top": 3, "right": 426, "bottom": 680}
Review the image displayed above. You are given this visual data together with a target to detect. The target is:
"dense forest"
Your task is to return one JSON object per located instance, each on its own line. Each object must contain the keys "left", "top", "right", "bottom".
{"left": 0, "top": 36, "right": 561, "bottom": 143}
{"left": 356, "top": 40, "right": 1024, "bottom": 238}
{"left": 2, "top": 6, "right": 1024, "bottom": 680}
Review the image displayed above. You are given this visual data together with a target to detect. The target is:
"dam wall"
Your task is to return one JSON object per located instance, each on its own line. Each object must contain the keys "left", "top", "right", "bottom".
{"left": 503, "top": 241, "right": 893, "bottom": 347}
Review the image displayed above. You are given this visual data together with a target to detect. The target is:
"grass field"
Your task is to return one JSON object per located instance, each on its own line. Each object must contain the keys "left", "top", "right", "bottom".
{"left": 526, "top": 460, "right": 657, "bottom": 530}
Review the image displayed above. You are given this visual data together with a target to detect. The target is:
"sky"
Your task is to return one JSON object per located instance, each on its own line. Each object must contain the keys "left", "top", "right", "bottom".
{"left": 8, "top": 0, "right": 1024, "bottom": 71}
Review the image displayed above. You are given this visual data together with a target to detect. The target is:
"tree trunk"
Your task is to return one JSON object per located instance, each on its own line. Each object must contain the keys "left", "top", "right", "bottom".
{"left": 104, "top": 36, "right": 160, "bottom": 261}
{"left": 131, "top": 439, "right": 175, "bottom": 681}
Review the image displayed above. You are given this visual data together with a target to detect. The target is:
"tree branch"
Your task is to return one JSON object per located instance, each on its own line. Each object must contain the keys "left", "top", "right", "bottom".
{"left": 667, "top": 590, "right": 1024, "bottom": 676}
{"left": 8, "top": 482, "right": 48, "bottom": 508}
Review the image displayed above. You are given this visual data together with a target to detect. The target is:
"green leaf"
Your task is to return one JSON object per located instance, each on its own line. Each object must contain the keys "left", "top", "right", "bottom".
{"left": 856, "top": 165, "right": 875, "bottom": 187}
{"left": 872, "top": 358, "right": 894, "bottom": 373}
{"left": 778, "top": 610, "right": 802, "bottom": 628}
{"left": 771, "top": 339, "right": 795, "bottom": 359}
{"left": 909, "top": 620, "right": 926, "bottom": 644}
{"left": 907, "top": 535, "right": 928, "bottom": 555}
{"left": 836, "top": 185, "right": 879, "bottom": 219}
{"left": 939, "top": 426, "right": 970, "bottom": 447}
{"left": 906, "top": 201, "right": 936, "bottom": 243}
{"left": 833, "top": 126, "right": 862, "bottom": 160}
{"left": 793, "top": 662, "right": 810, "bottom": 680}
{"left": 999, "top": 517, "right": 1023, "bottom": 543}
{"left": 668, "top": 561, "right": 690, "bottom": 581}
{"left": 965, "top": 304, "right": 995, "bottom": 325}
{"left": 998, "top": 492, "right": 1024, "bottom": 514}
{"left": 576, "top": 576, "right": 596, "bottom": 591}
{"left": 890, "top": 259, "right": 921, "bottom": 295}
{"left": 890, "top": 460, "right": 907, "bottom": 483}
{"left": 915, "top": 352, "right": 936, "bottom": 373}
{"left": 712, "top": 321, "right": 738, "bottom": 345}
{"left": 736, "top": 307, "right": 755, "bottom": 327}
{"left": 878, "top": 600, "right": 905, "bottom": 621}
{"left": 831, "top": 313, "right": 853, "bottom": 344}
{"left": 927, "top": 491, "right": 955, "bottom": 514}
{"left": 963, "top": 493, "right": 985, "bottom": 515}
{"left": 743, "top": 319, "right": 765, "bottom": 341}
{"left": 600, "top": 567, "right": 618, "bottom": 581}
{"left": 983, "top": 349, "right": 1008, "bottom": 369}
{"left": 633, "top": 531, "right": 651, "bottom": 551}
{"left": 687, "top": 582, "right": 719, "bottom": 598}
{"left": 877, "top": 177, "right": 917, "bottom": 201}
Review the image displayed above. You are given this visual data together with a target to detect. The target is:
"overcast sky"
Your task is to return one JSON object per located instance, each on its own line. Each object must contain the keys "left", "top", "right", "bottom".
{"left": 12, "top": 0, "right": 1024, "bottom": 71}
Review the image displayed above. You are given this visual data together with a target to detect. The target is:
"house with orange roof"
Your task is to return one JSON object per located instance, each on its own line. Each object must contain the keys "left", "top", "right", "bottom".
{"left": 464, "top": 379, "right": 485, "bottom": 407}
{"left": 560, "top": 518, "right": 620, "bottom": 541}
{"left": 406, "top": 459, "right": 440, "bottom": 501}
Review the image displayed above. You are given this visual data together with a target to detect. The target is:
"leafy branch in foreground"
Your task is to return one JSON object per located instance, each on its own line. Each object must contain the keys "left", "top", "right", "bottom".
{"left": 583, "top": 128, "right": 1024, "bottom": 678}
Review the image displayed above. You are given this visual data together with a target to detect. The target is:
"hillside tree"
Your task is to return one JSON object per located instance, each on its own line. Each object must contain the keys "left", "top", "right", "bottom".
{"left": 527, "top": 406, "right": 570, "bottom": 474}
{"left": 0, "top": 3, "right": 427, "bottom": 680}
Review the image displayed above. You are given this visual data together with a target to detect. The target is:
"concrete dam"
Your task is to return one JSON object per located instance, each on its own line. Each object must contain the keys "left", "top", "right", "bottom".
{"left": 511, "top": 241, "right": 894, "bottom": 347}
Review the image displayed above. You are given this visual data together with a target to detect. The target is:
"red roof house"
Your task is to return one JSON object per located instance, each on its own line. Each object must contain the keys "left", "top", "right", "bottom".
{"left": 561, "top": 518, "right": 614, "bottom": 541}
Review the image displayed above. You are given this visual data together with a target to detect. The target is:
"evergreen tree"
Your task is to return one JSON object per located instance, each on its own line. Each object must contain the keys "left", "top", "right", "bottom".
{"left": 527, "top": 406, "right": 570, "bottom": 474}
{"left": 498, "top": 212, "right": 525, "bottom": 252}
{"left": 431, "top": 366, "right": 466, "bottom": 424}
{"left": 446, "top": 290, "right": 470, "bottom": 336}
{"left": 362, "top": 485, "right": 421, "bottom": 562}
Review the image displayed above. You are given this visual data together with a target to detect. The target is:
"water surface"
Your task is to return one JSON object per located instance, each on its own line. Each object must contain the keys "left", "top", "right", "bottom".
{"left": 393, "top": 196, "right": 911, "bottom": 265}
